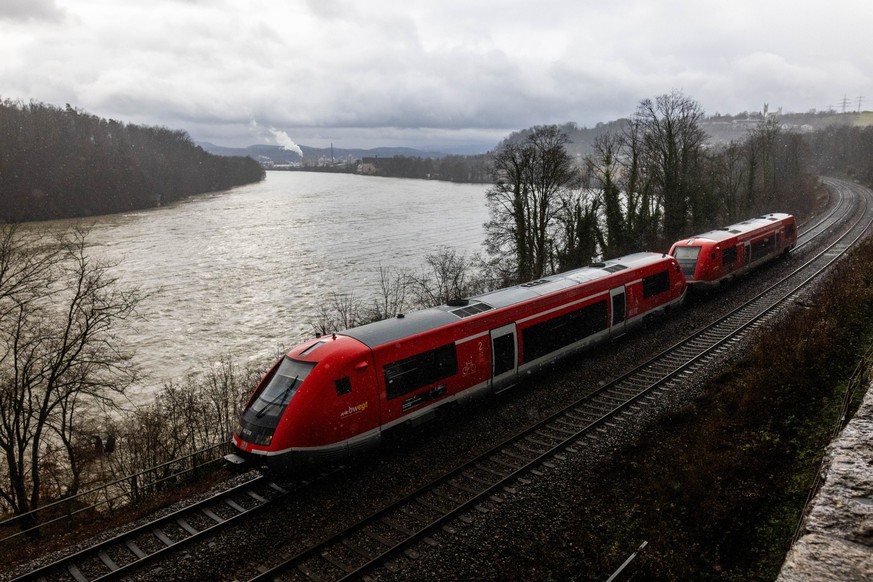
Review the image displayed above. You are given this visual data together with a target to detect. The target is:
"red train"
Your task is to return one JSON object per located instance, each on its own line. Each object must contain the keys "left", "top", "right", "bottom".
{"left": 227, "top": 252, "right": 687, "bottom": 473}
{"left": 668, "top": 213, "right": 797, "bottom": 289}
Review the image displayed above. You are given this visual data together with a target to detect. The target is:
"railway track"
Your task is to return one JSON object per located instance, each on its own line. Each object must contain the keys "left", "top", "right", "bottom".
{"left": 8, "top": 177, "right": 866, "bottom": 582}
{"left": 238, "top": 178, "right": 872, "bottom": 581}
{"left": 10, "top": 473, "right": 317, "bottom": 582}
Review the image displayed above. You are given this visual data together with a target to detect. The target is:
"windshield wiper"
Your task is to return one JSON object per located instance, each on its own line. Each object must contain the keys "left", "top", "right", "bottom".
{"left": 255, "top": 375, "right": 300, "bottom": 419}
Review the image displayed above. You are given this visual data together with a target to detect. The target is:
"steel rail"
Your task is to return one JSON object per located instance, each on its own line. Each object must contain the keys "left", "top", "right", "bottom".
{"left": 0, "top": 441, "right": 234, "bottom": 544}
{"left": 12, "top": 474, "right": 295, "bottom": 582}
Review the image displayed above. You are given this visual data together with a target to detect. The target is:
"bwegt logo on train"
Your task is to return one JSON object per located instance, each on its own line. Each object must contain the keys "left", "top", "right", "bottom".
{"left": 340, "top": 402, "right": 368, "bottom": 418}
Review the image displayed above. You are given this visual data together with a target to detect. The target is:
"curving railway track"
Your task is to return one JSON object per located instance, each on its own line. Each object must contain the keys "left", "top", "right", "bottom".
{"left": 7, "top": 177, "right": 871, "bottom": 582}
{"left": 237, "top": 177, "right": 873, "bottom": 581}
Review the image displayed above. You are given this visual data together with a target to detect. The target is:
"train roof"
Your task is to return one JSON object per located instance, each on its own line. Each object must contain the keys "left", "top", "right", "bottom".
{"left": 676, "top": 213, "right": 793, "bottom": 244}
{"left": 341, "top": 251, "right": 671, "bottom": 348}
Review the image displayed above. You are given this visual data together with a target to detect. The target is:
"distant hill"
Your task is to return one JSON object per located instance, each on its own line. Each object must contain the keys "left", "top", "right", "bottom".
{"left": 518, "top": 112, "right": 867, "bottom": 158}
{"left": 196, "top": 143, "right": 464, "bottom": 165}
{"left": 698, "top": 110, "right": 863, "bottom": 145}
{"left": 200, "top": 111, "right": 871, "bottom": 164}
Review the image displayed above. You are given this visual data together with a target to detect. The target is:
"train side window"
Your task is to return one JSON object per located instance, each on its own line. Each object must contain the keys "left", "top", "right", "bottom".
{"left": 522, "top": 300, "right": 608, "bottom": 362}
{"left": 722, "top": 246, "right": 737, "bottom": 265}
{"left": 384, "top": 343, "right": 458, "bottom": 400}
{"left": 642, "top": 270, "right": 670, "bottom": 298}
{"left": 751, "top": 236, "right": 775, "bottom": 261}
{"left": 335, "top": 376, "right": 352, "bottom": 396}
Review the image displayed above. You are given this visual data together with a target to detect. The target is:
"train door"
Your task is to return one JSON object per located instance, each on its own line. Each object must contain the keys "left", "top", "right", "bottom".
{"left": 609, "top": 286, "right": 627, "bottom": 337}
{"left": 490, "top": 323, "right": 517, "bottom": 393}
{"left": 744, "top": 241, "right": 751, "bottom": 267}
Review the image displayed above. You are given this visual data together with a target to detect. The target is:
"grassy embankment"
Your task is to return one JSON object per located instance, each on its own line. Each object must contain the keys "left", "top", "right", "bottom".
{"left": 521, "top": 237, "right": 873, "bottom": 580}
{"left": 852, "top": 111, "right": 873, "bottom": 126}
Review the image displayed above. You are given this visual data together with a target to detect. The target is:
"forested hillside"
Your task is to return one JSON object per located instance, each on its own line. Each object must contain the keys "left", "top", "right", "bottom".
{"left": 0, "top": 100, "right": 265, "bottom": 222}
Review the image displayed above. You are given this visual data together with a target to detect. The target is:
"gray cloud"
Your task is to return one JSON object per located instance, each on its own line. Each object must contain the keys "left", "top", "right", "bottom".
{"left": 0, "top": 0, "right": 64, "bottom": 22}
{"left": 2, "top": 0, "right": 871, "bottom": 150}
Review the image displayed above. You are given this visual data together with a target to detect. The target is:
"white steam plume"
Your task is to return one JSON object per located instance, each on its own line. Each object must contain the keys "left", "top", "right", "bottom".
{"left": 269, "top": 128, "right": 303, "bottom": 157}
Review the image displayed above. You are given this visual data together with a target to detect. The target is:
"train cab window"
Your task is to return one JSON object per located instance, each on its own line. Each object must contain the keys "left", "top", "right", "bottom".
{"left": 671, "top": 246, "right": 700, "bottom": 277}
{"left": 642, "top": 270, "right": 670, "bottom": 298}
{"left": 722, "top": 246, "right": 738, "bottom": 265}
{"left": 384, "top": 343, "right": 458, "bottom": 400}
{"left": 785, "top": 224, "right": 795, "bottom": 237}
{"left": 236, "top": 357, "right": 315, "bottom": 446}
{"left": 244, "top": 357, "right": 315, "bottom": 425}
{"left": 335, "top": 376, "right": 352, "bottom": 396}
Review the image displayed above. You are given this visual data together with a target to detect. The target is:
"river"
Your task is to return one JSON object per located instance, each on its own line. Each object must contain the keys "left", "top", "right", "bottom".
{"left": 43, "top": 172, "right": 491, "bottom": 400}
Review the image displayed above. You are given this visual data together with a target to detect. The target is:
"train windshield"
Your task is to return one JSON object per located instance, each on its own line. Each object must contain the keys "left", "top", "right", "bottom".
{"left": 237, "top": 357, "right": 316, "bottom": 446}
{"left": 672, "top": 245, "right": 701, "bottom": 277}
{"left": 249, "top": 357, "right": 315, "bottom": 421}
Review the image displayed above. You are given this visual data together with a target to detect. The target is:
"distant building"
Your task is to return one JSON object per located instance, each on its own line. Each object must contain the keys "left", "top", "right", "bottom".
{"left": 359, "top": 157, "right": 379, "bottom": 175}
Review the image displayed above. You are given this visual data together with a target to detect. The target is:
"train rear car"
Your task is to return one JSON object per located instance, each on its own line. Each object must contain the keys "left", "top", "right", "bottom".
{"left": 669, "top": 213, "right": 796, "bottom": 288}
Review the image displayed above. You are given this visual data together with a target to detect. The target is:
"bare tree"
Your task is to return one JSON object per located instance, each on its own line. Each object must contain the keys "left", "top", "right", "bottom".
{"left": 711, "top": 140, "right": 748, "bottom": 221}
{"left": 308, "top": 291, "right": 366, "bottom": 336}
{"left": 485, "top": 125, "right": 576, "bottom": 281}
{"left": 620, "top": 116, "right": 661, "bottom": 250}
{"left": 201, "top": 356, "right": 261, "bottom": 442}
{"left": 103, "top": 356, "right": 261, "bottom": 501}
{"left": 484, "top": 138, "right": 532, "bottom": 281}
{"left": 743, "top": 117, "right": 782, "bottom": 213}
{"left": 408, "top": 247, "right": 474, "bottom": 306}
{"left": 587, "top": 133, "right": 624, "bottom": 257}
{"left": 0, "top": 227, "right": 142, "bottom": 524}
{"left": 366, "top": 265, "right": 411, "bottom": 321}
{"left": 554, "top": 189, "right": 601, "bottom": 271}
{"left": 634, "top": 90, "right": 708, "bottom": 243}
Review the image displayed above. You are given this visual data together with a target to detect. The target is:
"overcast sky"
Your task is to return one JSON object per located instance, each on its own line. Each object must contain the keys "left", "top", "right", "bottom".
{"left": 2, "top": 0, "right": 871, "bottom": 152}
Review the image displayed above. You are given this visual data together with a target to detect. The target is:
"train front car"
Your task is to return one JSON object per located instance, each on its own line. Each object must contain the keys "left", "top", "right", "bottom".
{"left": 227, "top": 334, "right": 381, "bottom": 474}
{"left": 227, "top": 251, "right": 689, "bottom": 475}
{"left": 669, "top": 213, "right": 796, "bottom": 289}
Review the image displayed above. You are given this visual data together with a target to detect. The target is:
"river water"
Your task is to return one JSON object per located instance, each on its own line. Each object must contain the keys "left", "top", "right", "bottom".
{"left": 44, "top": 172, "right": 490, "bottom": 400}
